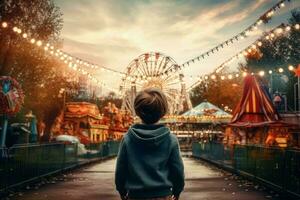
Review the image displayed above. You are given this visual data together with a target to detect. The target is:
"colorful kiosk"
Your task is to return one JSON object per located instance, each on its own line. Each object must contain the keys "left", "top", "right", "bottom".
{"left": 51, "top": 102, "right": 133, "bottom": 144}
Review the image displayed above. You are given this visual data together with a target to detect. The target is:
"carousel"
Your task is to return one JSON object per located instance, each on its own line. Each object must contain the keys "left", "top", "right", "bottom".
{"left": 161, "top": 101, "right": 232, "bottom": 150}
{"left": 224, "top": 75, "right": 298, "bottom": 148}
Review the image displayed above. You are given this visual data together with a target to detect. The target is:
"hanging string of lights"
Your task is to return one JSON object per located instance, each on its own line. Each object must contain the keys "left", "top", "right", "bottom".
{"left": 187, "top": 64, "right": 299, "bottom": 92}
{"left": 1, "top": 21, "right": 127, "bottom": 76}
{"left": 159, "top": 0, "right": 293, "bottom": 76}
{"left": 214, "top": 23, "right": 299, "bottom": 73}
{"left": 1, "top": 21, "right": 122, "bottom": 95}
{"left": 186, "top": 22, "right": 300, "bottom": 92}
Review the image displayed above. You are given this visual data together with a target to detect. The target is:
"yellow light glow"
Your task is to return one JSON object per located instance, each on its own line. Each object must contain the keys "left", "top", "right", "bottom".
{"left": 235, "top": 74, "right": 239, "bottom": 78}
{"left": 13, "top": 27, "right": 18, "bottom": 32}
{"left": 221, "top": 76, "right": 225, "bottom": 80}
{"left": 257, "top": 41, "right": 262, "bottom": 46}
{"left": 259, "top": 71, "right": 265, "bottom": 77}
{"left": 211, "top": 75, "right": 216, "bottom": 80}
{"left": 17, "top": 29, "right": 22, "bottom": 34}
{"left": 2, "top": 22, "right": 8, "bottom": 28}
{"left": 242, "top": 72, "right": 247, "bottom": 77}
{"left": 36, "top": 40, "right": 42, "bottom": 46}
{"left": 30, "top": 38, "right": 35, "bottom": 44}
{"left": 257, "top": 20, "right": 263, "bottom": 25}
{"left": 295, "top": 24, "right": 300, "bottom": 30}
{"left": 22, "top": 33, "right": 27, "bottom": 38}
{"left": 285, "top": 26, "right": 291, "bottom": 32}
{"left": 269, "top": 70, "right": 272, "bottom": 74}
{"left": 228, "top": 74, "right": 233, "bottom": 79}
{"left": 278, "top": 68, "right": 284, "bottom": 73}
{"left": 280, "top": 2, "right": 285, "bottom": 7}
{"left": 276, "top": 28, "right": 283, "bottom": 34}
{"left": 288, "top": 65, "right": 294, "bottom": 71}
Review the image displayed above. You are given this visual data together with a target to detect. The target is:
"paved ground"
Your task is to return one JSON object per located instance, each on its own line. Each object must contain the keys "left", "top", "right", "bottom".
{"left": 7, "top": 158, "right": 279, "bottom": 200}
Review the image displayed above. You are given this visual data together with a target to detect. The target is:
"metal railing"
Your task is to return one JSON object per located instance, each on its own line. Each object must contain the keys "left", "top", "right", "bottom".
{"left": 192, "top": 142, "right": 300, "bottom": 198}
{"left": 0, "top": 141, "right": 120, "bottom": 193}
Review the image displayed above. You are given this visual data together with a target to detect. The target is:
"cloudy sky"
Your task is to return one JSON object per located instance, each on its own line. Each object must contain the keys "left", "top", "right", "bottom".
{"left": 54, "top": 0, "right": 300, "bottom": 94}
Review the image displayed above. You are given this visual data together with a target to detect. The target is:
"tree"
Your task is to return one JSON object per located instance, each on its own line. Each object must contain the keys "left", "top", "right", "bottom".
{"left": 243, "top": 10, "right": 300, "bottom": 110}
{"left": 190, "top": 71, "right": 243, "bottom": 112}
{"left": 0, "top": 0, "right": 64, "bottom": 133}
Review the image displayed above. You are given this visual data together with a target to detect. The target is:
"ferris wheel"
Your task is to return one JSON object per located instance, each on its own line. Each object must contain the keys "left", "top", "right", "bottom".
{"left": 120, "top": 52, "right": 192, "bottom": 115}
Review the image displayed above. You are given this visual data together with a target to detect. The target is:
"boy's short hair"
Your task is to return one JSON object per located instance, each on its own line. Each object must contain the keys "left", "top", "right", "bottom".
{"left": 134, "top": 88, "right": 168, "bottom": 124}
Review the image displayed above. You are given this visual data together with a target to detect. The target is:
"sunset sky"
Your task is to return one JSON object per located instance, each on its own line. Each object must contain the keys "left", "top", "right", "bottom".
{"left": 54, "top": 0, "right": 300, "bottom": 94}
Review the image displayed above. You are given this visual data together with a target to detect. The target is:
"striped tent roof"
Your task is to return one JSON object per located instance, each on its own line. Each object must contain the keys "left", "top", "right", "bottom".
{"left": 182, "top": 101, "right": 231, "bottom": 118}
{"left": 229, "top": 75, "right": 281, "bottom": 127}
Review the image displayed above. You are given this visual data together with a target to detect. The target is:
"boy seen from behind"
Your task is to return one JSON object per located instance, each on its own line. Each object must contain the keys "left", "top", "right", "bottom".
{"left": 115, "top": 88, "right": 185, "bottom": 200}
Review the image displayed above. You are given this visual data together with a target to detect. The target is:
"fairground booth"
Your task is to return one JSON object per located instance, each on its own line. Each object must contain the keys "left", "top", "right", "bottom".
{"left": 224, "top": 75, "right": 299, "bottom": 148}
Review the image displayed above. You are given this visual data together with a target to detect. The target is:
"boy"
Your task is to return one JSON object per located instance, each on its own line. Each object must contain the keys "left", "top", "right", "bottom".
{"left": 115, "top": 88, "right": 185, "bottom": 200}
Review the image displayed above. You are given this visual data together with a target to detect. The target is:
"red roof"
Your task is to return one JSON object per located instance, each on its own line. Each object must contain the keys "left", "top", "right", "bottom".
{"left": 229, "top": 75, "right": 282, "bottom": 127}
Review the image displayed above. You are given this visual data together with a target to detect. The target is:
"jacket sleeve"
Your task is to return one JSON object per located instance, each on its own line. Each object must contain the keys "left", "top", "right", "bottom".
{"left": 115, "top": 138, "right": 128, "bottom": 196}
{"left": 169, "top": 138, "right": 185, "bottom": 197}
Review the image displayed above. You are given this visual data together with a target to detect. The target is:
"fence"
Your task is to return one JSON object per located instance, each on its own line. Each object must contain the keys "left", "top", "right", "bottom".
{"left": 192, "top": 142, "right": 300, "bottom": 199}
{"left": 0, "top": 141, "right": 120, "bottom": 193}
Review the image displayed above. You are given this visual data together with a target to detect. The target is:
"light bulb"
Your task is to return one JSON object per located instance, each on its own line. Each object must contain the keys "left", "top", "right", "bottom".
{"left": 2, "top": 22, "right": 8, "bottom": 28}
{"left": 259, "top": 71, "right": 265, "bottom": 77}
{"left": 36, "top": 40, "right": 42, "bottom": 46}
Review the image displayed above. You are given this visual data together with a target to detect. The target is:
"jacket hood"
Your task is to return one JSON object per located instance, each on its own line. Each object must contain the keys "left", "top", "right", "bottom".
{"left": 128, "top": 124, "right": 170, "bottom": 146}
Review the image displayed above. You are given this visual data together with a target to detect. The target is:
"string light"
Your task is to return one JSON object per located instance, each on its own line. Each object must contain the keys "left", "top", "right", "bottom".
{"left": 13, "top": 27, "right": 18, "bottom": 32}
{"left": 36, "top": 40, "right": 42, "bottom": 46}
{"left": 278, "top": 68, "right": 284, "bottom": 73}
{"left": 2, "top": 22, "right": 8, "bottom": 28}
{"left": 285, "top": 26, "right": 291, "bottom": 32}
{"left": 259, "top": 71, "right": 265, "bottom": 77}
{"left": 0, "top": 22, "right": 122, "bottom": 95}
{"left": 214, "top": 23, "right": 299, "bottom": 74}
{"left": 288, "top": 65, "right": 294, "bottom": 71}
{"left": 187, "top": 63, "right": 297, "bottom": 92}
{"left": 166, "top": 0, "right": 292, "bottom": 74}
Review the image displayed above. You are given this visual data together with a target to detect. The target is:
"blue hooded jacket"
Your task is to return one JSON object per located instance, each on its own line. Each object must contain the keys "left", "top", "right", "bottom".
{"left": 115, "top": 124, "right": 185, "bottom": 198}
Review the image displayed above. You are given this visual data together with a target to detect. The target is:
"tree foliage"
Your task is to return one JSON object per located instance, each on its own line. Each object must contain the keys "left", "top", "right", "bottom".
{"left": 244, "top": 10, "right": 300, "bottom": 110}
{"left": 190, "top": 72, "right": 243, "bottom": 112}
{"left": 0, "top": 0, "right": 64, "bottom": 132}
